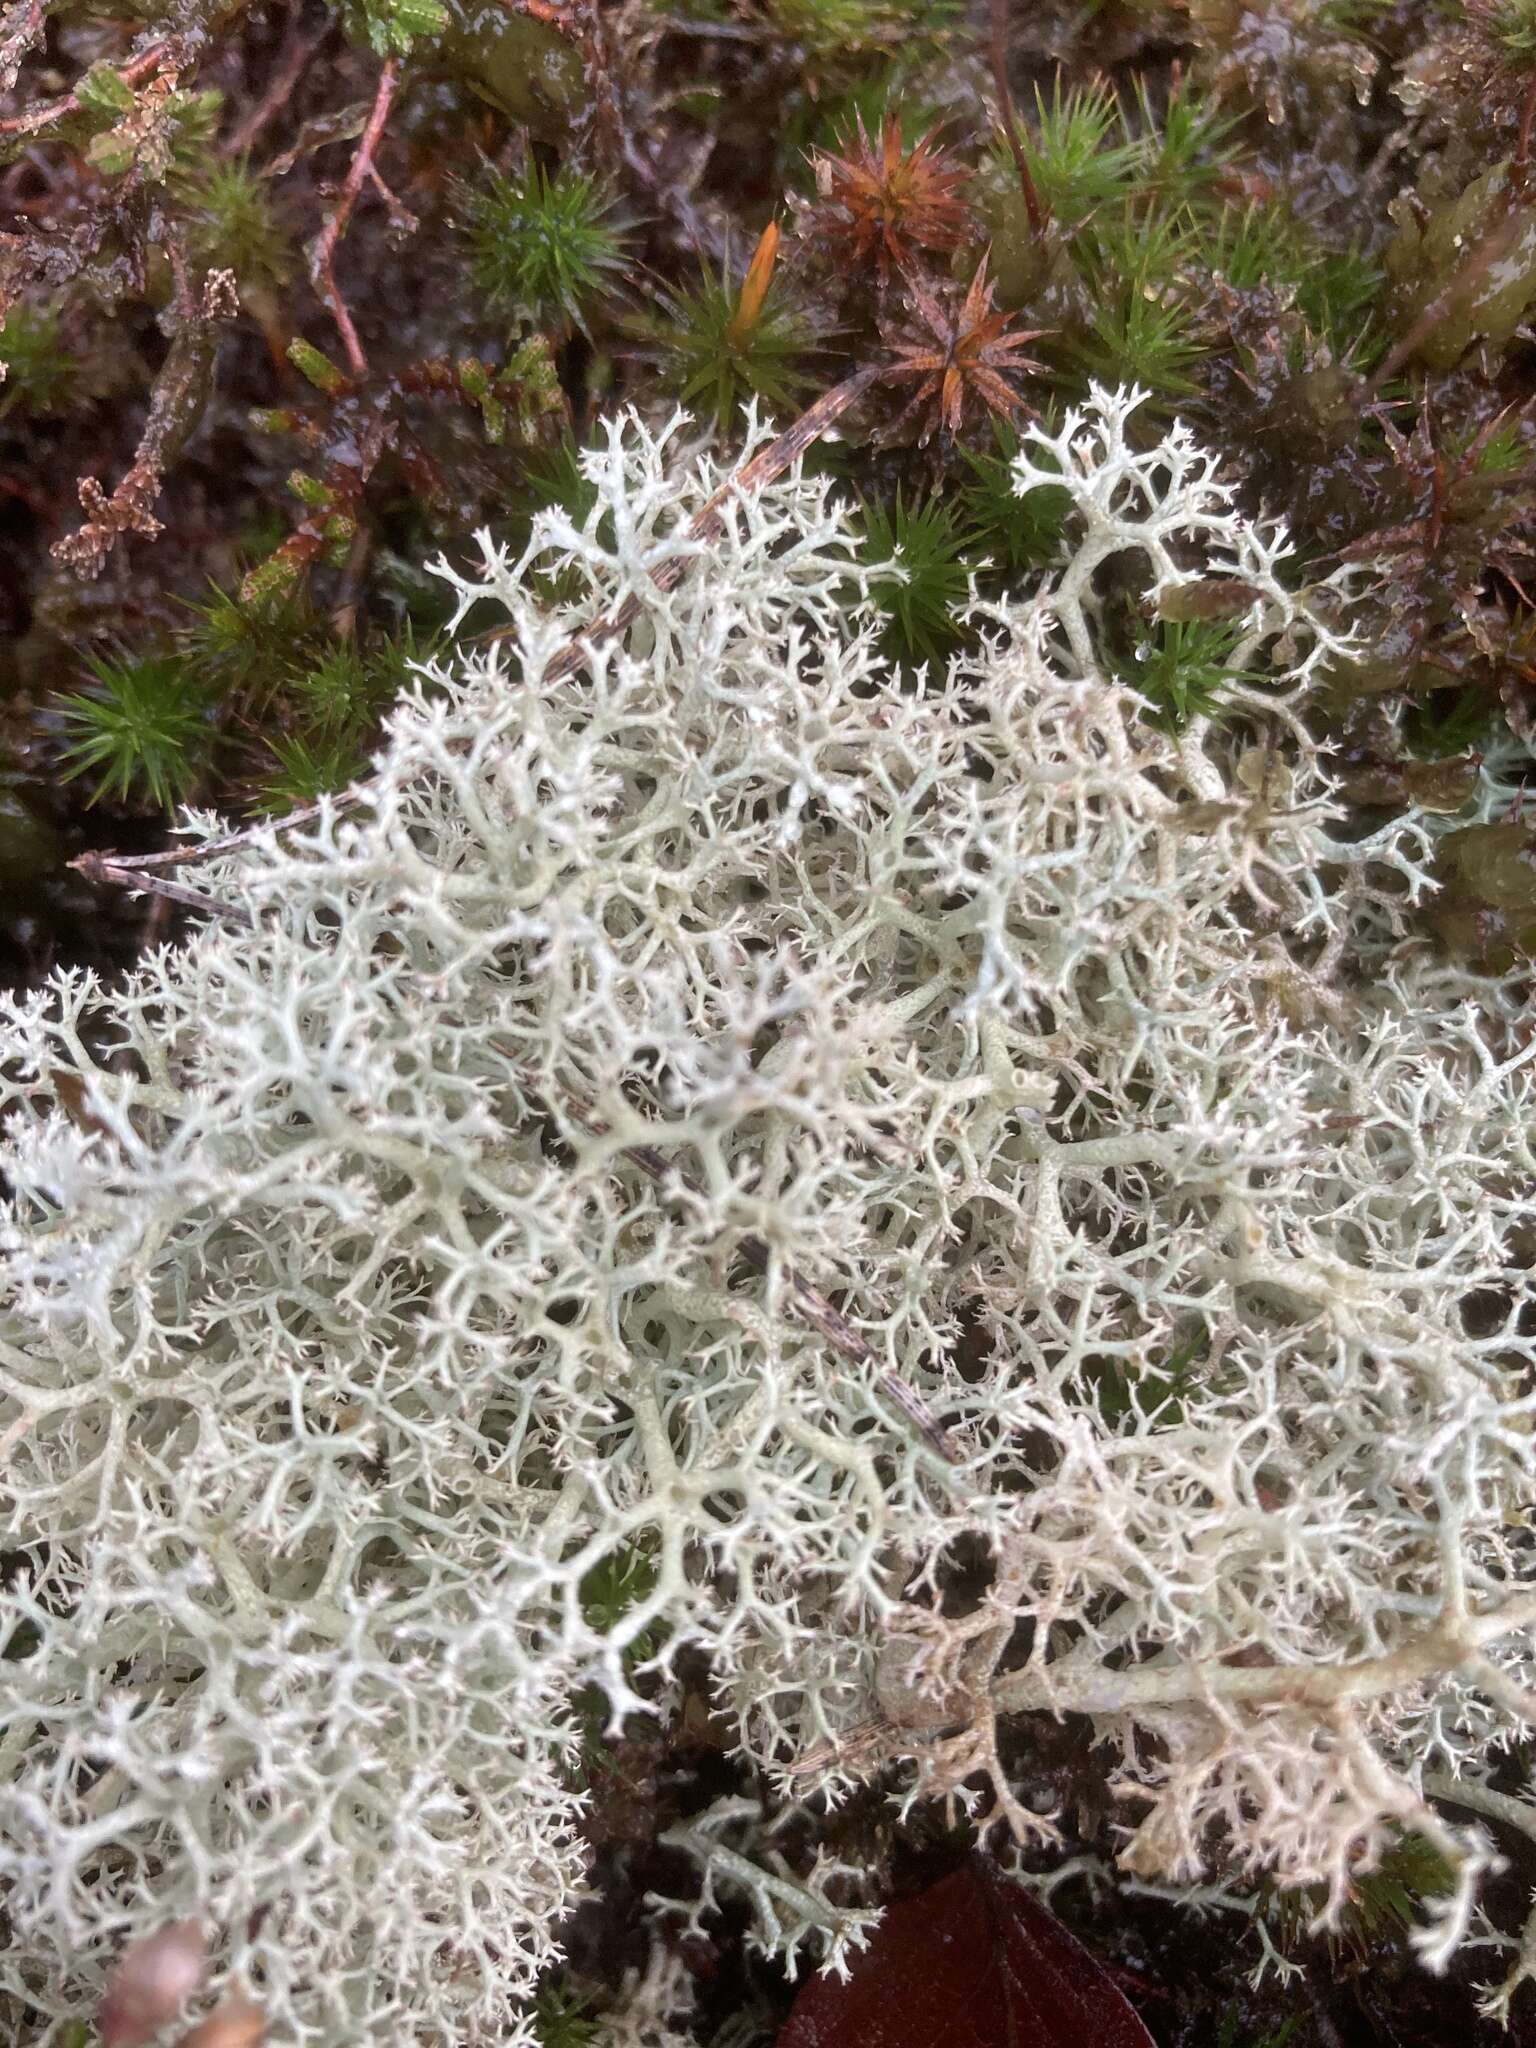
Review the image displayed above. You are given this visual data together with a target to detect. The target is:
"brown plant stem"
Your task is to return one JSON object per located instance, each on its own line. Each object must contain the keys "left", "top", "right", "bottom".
{"left": 986, "top": 0, "right": 1042, "bottom": 237}
{"left": 73, "top": 797, "right": 359, "bottom": 882}
{"left": 225, "top": 11, "right": 333, "bottom": 157}
{"left": 585, "top": 0, "right": 726, "bottom": 263}
{"left": 991, "top": 1589, "right": 1536, "bottom": 1718}
{"left": 53, "top": 267, "right": 239, "bottom": 578}
{"left": 71, "top": 852, "right": 254, "bottom": 927}
{"left": 1518, "top": 74, "right": 1536, "bottom": 185}
{"left": 309, "top": 55, "right": 398, "bottom": 379}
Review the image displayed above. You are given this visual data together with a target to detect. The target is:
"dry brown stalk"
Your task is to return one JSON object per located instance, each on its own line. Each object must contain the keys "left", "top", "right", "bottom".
{"left": 309, "top": 56, "right": 399, "bottom": 379}
{"left": 53, "top": 268, "right": 240, "bottom": 578}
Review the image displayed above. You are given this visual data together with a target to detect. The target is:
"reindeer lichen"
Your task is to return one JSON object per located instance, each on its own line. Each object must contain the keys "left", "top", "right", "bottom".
{"left": 1, "top": 390, "right": 1534, "bottom": 2044}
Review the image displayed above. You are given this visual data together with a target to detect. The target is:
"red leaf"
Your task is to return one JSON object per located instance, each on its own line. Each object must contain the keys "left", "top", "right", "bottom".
{"left": 776, "top": 1861, "right": 1155, "bottom": 2048}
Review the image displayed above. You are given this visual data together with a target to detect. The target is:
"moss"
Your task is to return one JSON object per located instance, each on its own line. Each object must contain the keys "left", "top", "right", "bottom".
{"left": 1384, "top": 162, "right": 1536, "bottom": 371}
{"left": 178, "top": 158, "right": 291, "bottom": 280}
{"left": 0, "top": 302, "right": 75, "bottom": 417}
{"left": 856, "top": 488, "right": 975, "bottom": 666}
{"left": 1430, "top": 819, "right": 1536, "bottom": 965}
{"left": 434, "top": 0, "right": 587, "bottom": 134}
{"left": 461, "top": 160, "right": 628, "bottom": 333}
{"left": 57, "top": 651, "right": 212, "bottom": 814}
{"left": 653, "top": 235, "right": 819, "bottom": 429}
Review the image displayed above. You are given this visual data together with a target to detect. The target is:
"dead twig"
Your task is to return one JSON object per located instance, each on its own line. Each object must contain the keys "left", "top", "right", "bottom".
{"left": 329, "top": 524, "right": 373, "bottom": 641}
{"left": 67, "top": 784, "right": 371, "bottom": 888}
{"left": 224, "top": 10, "right": 333, "bottom": 157}
{"left": 71, "top": 851, "right": 253, "bottom": 927}
{"left": 308, "top": 55, "right": 398, "bottom": 378}
{"left": 53, "top": 267, "right": 239, "bottom": 578}
{"left": 986, "top": 0, "right": 1043, "bottom": 237}
{"left": 584, "top": 0, "right": 729, "bottom": 264}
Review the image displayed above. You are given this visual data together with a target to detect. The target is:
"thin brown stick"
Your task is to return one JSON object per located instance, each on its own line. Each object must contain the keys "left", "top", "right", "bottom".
{"left": 67, "top": 785, "right": 369, "bottom": 882}
{"left": 584, "top": 0, "right": 728, "bottom": 265}
{"left": 1519, "top": 74, "right": 1536, "bottom": 185}
{"left": 785, "top": 1712, "right": 907, "bottom": 1781}
{"left": 309, "top": 56, "right": 398, "bottom": 378}
{"left": 329, "top": 524, "right": 373, "bottom": 641}
{"left": 53, "top": 268, "right": 240, "bottom": 579}
{"left": 71, "top": 853, "right": 253, "bottom": 927}
{"left": 986, "top": 0, "right": 1042, "bottom": 237}
{"left": 225, "top": 12, "right": 331, "bottom": 157}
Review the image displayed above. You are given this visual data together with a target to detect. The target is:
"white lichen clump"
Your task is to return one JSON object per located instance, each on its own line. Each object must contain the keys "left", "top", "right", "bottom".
{"left": 2, "top": 389, "right": 1534, "bottom": 2044}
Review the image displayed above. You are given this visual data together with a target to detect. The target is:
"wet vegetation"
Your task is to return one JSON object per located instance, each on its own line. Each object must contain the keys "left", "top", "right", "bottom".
{"left": 4, "top": 1, "right": 1536, "bottom": 980}
{"left": 2, "top": 1, "right": 1536, "bottom": 2039}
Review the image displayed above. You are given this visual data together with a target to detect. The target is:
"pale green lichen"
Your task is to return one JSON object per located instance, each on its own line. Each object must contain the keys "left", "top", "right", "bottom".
{"left": 2, "top": 391, "right": 1534, "bottom": 2042}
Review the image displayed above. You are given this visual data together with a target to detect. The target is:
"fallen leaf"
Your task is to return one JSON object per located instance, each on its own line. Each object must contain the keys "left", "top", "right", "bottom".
{"left": 776, "top": 1860, "right": 1155, "bottom": 2048}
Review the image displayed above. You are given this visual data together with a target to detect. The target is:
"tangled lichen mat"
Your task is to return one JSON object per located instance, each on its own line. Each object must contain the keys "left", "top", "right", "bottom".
{"left": 2, "top": 389, "right": 1534, "bottom": 2043}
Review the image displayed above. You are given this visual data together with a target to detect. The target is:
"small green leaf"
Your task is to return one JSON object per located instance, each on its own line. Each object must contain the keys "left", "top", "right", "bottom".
{"left": 241, "top": 554, "right": 305, "bottom": 608}
{"left": 76, "top": 63, "right": 137, "bottom": 116}
{"left": 286, "top": 337, "right": 350, "bottom": 396}
{"left": 395, "top": 0, "right": 449, "bottom": 37}
{"left": 249, "top": 406, "right": 300, "bottom": 436}
{"left": 457, "top": 357, "right": 491, "bottom": 400}
{"left": 343, "top": 0, "right": 448, "bottom": 56}
{"left": 287, "top": 470, "right": 332, "bottom": 510}
{"left": 86, "top": 125, "right": 140, "bottom": 177}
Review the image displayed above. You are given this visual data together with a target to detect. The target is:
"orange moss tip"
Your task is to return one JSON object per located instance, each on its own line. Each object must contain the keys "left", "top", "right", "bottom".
{"left": 813, "top": 113, "right": 972, "bottom": 281}
{"left": 726, "top": 221, "right": 782, "bottom": 346}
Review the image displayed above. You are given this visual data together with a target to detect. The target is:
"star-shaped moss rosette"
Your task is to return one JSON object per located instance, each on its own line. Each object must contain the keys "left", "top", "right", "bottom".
{"left": 880, "top": 254, "right": 1047, "bottom": 444}
{"left": 810, "top": 114, "right": 972, "bottom": 284}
